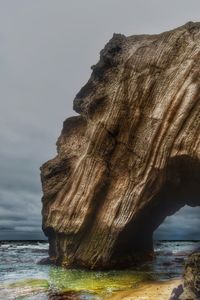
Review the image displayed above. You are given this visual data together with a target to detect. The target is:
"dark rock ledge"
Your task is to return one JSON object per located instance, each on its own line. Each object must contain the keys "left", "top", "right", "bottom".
{"left": 170, "top": 252, "right": 200, "bottom": 300}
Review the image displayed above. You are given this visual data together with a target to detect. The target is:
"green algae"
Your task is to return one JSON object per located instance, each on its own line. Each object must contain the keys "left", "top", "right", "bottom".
{"left": 48, "top": 267, "right": 152, "bottom": 295}
{"left": 0, "top": 279, "right": 50, "bottom": 300}
{"left": 8, "top": 278, "right": 49, "bottom": 289}
{"left": 2, "top": 268, "right": 152, "bottom": 299}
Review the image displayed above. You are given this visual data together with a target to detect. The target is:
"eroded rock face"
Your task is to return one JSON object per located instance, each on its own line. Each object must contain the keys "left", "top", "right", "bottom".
{"left": 41, "top": 22, "right": 200, "bottom": 269}
{"left": 170, "top": 252, "right": 200, "bottom": 300}
{"left": 182, "top": 252, "right": 200, "bottom": 299}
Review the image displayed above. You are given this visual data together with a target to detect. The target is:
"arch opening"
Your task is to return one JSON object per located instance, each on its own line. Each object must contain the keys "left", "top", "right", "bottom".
{"left": 154, "top": 205, "right": 200, "bottom": 240}
{"left": 111, "top": 156, "right": 200, "bottom": 266}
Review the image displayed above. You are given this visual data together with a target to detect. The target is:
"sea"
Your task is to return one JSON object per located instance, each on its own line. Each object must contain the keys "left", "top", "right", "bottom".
{"left": 0, "top": 240, "right": 200, "bottom": 300}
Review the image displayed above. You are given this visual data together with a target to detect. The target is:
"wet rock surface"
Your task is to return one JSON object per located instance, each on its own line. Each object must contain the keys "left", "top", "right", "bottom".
{"left": 170, "top": 252, "right": 200, "bottom": 300}
{"left": 48, "top": 291, "right": 84, "bottom": 300}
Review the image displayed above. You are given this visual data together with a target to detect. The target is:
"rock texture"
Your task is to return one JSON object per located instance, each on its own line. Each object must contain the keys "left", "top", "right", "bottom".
{"left": 170, "top": 252, "right": 200, "bottom": 300}
{"left": 41, "top": 22, "right": 200, "bottom": 269}
{"left": 182, "top": 252, "right": 200, "bottom": 299}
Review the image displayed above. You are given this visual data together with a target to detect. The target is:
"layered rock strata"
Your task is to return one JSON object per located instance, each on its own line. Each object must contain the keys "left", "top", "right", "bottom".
{"left": 41, "top": 22, "right": 200, "bottom": 269}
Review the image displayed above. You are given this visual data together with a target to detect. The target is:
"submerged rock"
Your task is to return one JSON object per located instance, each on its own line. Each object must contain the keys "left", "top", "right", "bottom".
{"left": 41, "top": 22, "right": 200, "bottom": 269}
{"left": 48, "top": 291, "right": 85, "bottom": 300}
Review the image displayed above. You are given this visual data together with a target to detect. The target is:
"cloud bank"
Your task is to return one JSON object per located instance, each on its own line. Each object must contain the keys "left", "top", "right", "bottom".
{"left": 0, "top": 0, "right": 200, "bottom": 240}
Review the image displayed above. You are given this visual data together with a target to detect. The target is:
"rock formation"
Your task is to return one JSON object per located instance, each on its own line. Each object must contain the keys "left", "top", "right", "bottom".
{"left": 41, "top": 22, "right": 200, "bottom": 269}
{"left": 170, "top": 252, "right": 200, "bottom": 300}
{"left": 181, "top": 252, "right": 200, "bottom": 299}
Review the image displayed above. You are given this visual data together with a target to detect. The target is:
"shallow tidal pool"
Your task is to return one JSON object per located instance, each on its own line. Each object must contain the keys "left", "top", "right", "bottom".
{"left": 0, "top": 241, "right": 200, "bottom": 299}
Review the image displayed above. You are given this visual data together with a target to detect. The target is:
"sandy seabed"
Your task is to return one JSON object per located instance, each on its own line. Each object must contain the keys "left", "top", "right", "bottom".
{"left": 106, "top": 279, "right": 181, "bottom": 300}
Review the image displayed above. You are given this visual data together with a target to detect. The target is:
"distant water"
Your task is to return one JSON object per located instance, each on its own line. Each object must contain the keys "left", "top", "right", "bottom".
{"left": 0, "top": 240, "right": 200, "bottom": 299}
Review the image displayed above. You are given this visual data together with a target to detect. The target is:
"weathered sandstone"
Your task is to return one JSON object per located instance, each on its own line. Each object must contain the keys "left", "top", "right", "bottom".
{"left": 41, "top": 22, "right": 200, "bottom": 269}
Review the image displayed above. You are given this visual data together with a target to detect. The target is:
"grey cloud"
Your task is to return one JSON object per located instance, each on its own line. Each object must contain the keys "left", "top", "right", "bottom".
{"left": 0, "top": 158, "right": 41, "bottom": 194}
{"left": 154, "top": 206, "right": 200, "bottom": 240}
{"left": 0, "top": 226, "right": 15, "bottom": 231}
{"left": 0, "top": 188, "right": 44, "bottom": 239}
{"left": 0, "top": 0, "right": 200, "bottom": 240}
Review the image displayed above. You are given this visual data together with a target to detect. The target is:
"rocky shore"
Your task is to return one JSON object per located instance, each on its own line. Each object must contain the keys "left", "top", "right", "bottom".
{"left": 48, "top": 252, "right": 200, "bottom": 299}
{"left": 170, "top": 252, "right": 200, "bottom": 300}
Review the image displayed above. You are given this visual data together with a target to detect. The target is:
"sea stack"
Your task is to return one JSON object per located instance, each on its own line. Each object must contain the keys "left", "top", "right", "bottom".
{"left": 41, "top": 22, "right": 200, "bottom": 269}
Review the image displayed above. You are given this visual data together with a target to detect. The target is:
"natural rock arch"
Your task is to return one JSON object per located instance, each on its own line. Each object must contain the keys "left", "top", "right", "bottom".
{"left": 41, "top": 22, "right": 200, "bottom": 269}
{"left": 112, "top": 156, "right": 200, "bottom": 265}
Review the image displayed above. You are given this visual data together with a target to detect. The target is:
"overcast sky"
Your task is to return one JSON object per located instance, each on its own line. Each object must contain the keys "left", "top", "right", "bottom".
{"left": 0, "top": 0, "right": 200, "bottom": 240}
